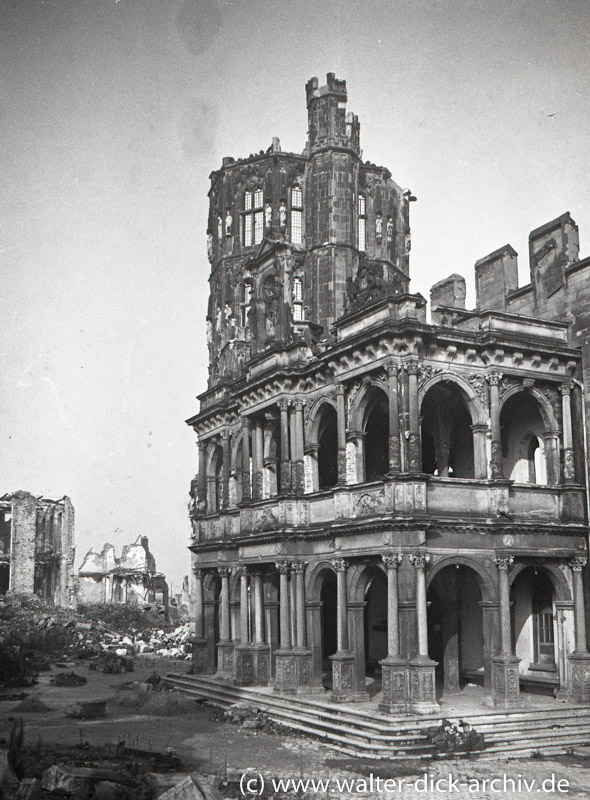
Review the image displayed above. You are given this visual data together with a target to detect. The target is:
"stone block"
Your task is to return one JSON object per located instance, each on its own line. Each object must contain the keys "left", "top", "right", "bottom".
{"left": 15, "top": 778, "right": 42, "bottom": 800}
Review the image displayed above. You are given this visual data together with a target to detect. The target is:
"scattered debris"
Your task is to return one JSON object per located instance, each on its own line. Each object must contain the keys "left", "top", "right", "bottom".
{"left": 64, "top": 699, "right": 107, "bottom": 719}
{"left": 13, "top": 696, "right": 51, "bottom": 713}
{"left": 212, "top": 704, "right": 294, "bottom": 736}
{"left": 51, "top": 670, "right": 88, "bottom": 687}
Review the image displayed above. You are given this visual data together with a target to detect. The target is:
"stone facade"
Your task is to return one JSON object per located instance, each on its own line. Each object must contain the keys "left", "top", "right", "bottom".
{"left": 0, "top": 491, "right": 75, "bottom": 607}
{"left": 78, "top": 536, "right": 168, "bottom": 608}
{"left": 186, "top": 75, "right": 590, "bottom": 711}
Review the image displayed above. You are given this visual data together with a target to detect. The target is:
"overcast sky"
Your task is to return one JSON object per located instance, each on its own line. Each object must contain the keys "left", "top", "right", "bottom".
{"left": 1, "top": 0, "right": 589, "bottom": 590}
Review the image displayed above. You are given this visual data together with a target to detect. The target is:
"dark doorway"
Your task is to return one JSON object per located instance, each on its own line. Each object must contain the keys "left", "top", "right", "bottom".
{"left": 364, "top": 395, "right": 389, "bottom": 481}
{"left": 317, "top": 406, "right": 338, "bottom": 489}
{"left": 320, "top": 571, "right": 337, "bottom": 670}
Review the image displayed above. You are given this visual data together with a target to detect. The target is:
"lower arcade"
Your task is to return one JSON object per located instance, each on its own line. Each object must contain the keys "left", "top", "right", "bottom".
{"left": 189, "top": 523, "right": 590, "bottom": 713}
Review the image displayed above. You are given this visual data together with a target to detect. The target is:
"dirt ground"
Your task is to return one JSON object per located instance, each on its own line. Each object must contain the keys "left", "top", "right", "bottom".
{"left": 3, "top": 657, "right": 590, "bottom": 799}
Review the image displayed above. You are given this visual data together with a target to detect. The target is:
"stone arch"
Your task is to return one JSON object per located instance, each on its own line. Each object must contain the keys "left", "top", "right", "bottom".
{"left": 307, "top": 559, "right": 338, "bottom": 602}
{"left": 419, "top": 372, "right": 487, "bottom": 426}
{"left": 500, "top": 386, "right": 559, "bottom": 432}
{"left": 348, "top": 377, "right": 388, "bottom": 431}
{"left": 500, "top": 389, "right": 558, "bottom": 484}
{"left": 426, "top": 554, "right": 497, "bottom": 602}
{"left": 509, "top": 560, "right": 572, "bottom": 602}
{"left": 348, "top": 560, "right": 386, "bottom": 602}
{"left": 202, "top": 570, "right": 221, "bottom": 603}
{"left": 306, "top": 395, "right": 338, "bottom": 444}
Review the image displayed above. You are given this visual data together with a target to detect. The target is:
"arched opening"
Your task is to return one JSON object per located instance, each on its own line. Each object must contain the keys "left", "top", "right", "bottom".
{"left": 363, "top": 389, "right": 389, "bottom": 481}
{"left": 320, "top": 571, "right": 337, "bottom": 674}
{"left": 208, "top": 445, "right": 224, "bottom": 513}
{"left": 421, "top": 382, "right": 474, "bottom": 478}
{"left": 317, "top": 405, "right": 338, "bottom": 490}
{"left": 427, "top": 565, "right": 484, "bottom": 694}
{"left": 363, "top": 568, "right": 388, "bottom": 675}
{"left": 511, "top": 566, "right": 558, "bottom": 685}
{"left": 501, "top": 394, "right": 547, "bottom": 484}
{"left": 263, "top": 424, "right": 280, "bottom": 498}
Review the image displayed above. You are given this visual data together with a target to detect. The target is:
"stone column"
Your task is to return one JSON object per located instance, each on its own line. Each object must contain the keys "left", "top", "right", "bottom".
{"left": 568, "top": 557, "right": 590, "bottom": 701}
{"left": 293, "top": 562, "right": 308, "bottom": 649}
{"left": 197, "top": 441, "right": 207, "bottom": 510}
{"left": 543, "top": 431, "right": 560, "bottom": 485}
{"left": 241, "top": 417, "right": 251, "bottom": 502}
{"left": 292, "top": 399, "right": 305, "bottom": 494}
{"left": 252, "top": 572, "right": 265, "bottom": 645}
{"left": 379, "top": 553, "right": 408, "bottom": 713}
{"left": 274, "top": 561, "right": 315, "bottom": 694}
{"left": 387, "top": 361, "right": 401, "bottom": 474}
{"left": 486, "top": 371, "right": 504, "bottom": 479}
{"left": 216, "top": 566, "right": 234, "bottom": 679}
{"left": 406, "top": 360, "right": 421, "bottom": 472}
{"left": 191, "top": 567, "right": 208, "bottom": 672}
{"left": 330, "top": 559, "right": 358, "bottom": 702}
{"left": 492, "top": 555, "right": 521, "bottom": 707}
{"left": 279, "top": 400, "right": 292, "bottom": 494}
{"left": 471, "top": 424, "right": 488, "bottom": 480}
{"left": 221, "top": 430, "right": 231, "bottom": 509}
{"left": 276, "top": 561, "right": 292, "bottom": 651}
{"left": 560, "top": 383, "right": 576, "bottom": 484}
{"left": 252, "top": 420, "right": 264, "bottom": 500}
{"left": 335, "top": 384, "right": 348, "bottom": 484}
{"left": 238, "top": 566, "right": 249, "bottom": 644}
{"left": 408, "top": 553, "right": 439, "bottom": 713}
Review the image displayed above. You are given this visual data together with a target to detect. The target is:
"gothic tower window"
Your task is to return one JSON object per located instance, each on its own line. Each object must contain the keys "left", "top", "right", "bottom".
{"left": 239, "top": 283, "right": 251, "bottom": 328}
{"left": 291, "top": 186, "right": 303, "bottom": 244}
{"left": 358, "top": 194, "right": 366, "bottom": 252}
{"left": 243, "top": 189, "right": 264, "bottom": 246}
{"left": 292, "top": 276, "right": 304, "bottom": 321}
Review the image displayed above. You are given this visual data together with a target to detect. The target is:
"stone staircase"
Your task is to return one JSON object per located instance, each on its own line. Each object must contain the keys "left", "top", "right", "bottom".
{"left": 164, "top": 673, "right": 590, "bottom": 760}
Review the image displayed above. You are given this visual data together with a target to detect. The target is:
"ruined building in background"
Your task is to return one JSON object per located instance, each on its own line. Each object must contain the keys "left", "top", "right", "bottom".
{"left": 0, "top": 490, "right": 75, "bottom": 607}
{"left": 186, "top": 74, "right": 590, "bottom": 712}
{"left": 78, "top": 536, "right": 169, "bottom": 608}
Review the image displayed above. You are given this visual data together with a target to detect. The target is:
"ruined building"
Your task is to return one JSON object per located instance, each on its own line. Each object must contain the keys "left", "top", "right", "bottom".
{"left": 186, "top": 74, "right": 590, "bottom": 712}
{"left": 0, "top": 491, "right": 75, "bottom": 607}
{"left": 78, "top": 536, "right": 169, "bottom": 607}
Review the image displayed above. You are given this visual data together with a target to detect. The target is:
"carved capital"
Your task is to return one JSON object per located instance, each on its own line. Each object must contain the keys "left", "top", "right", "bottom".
{"left": 294, "top": 398, "right": 305, "bottom": 411}
{"left": 332, "top": 558, "right": 347, "bottom": 572}
{"left": 198, "top": 439, "right": 208, "bottom": 454}
{"left": 234, "top": 564, "right": 249, "bottom": 577}
{"left": 221, "top": 429, "right": 230, "bottom": 442}
{"left": 241, "top": 416, "right": 251, "bottom": 431}
{"left": 193, "top": 567, "right": 204, "bottom": 581}
{"left": 275, "top": 560, "right": 291, "bottom": 575}
{"left": 408, "top": 552, "right": 430, "bottom": 570}
{"left": 382, "top": 553, "right": 403, "bottom": 570}
{"left": 486, "top": 371, "right": 503, "bottom": 387}
{"left": 279, "top": 399, "right": 289, "bottom": 412}
{"left": 386, "top": 359, "right": 400, "bottom": 378}
{"left": 559, "top": 382, "right": 574, "bottom": 397}
{"left": 569, "top": 557, "right": 587, "bottom": 572}
{"left": 291, "top": 561, "right": 307, "bottom": 574}
{"left": 493, "top": 555, "right": 514, "bottom": 571}
{"left": 218, "top": 566, "right": 231, "bottom": 578}
{"left": 405, "top": 360, "right": 419, "bottom": 377}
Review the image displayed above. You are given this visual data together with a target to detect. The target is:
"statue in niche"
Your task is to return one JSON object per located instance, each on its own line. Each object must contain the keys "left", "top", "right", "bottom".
{"left": 346, "top": 260, "right": 384, "bottom": 309}
{"left": 206, "top": 233, "right": 213, "bottom": 262}
{"left": 265, "top": 202, "right": 272, "bottom": 229}
{"left": 405, "top": 230, "right": 412, "bottom": 253}
{"left": 387, "top": 217, "right": 394, "bottom": 242}
{"left": 225, "top": 211, "right": 233, "bottom": 236}
{"left": 279, "top": 201, "right": 287, "bottom": 229}
{"left": 262, "top": 273, "right": 281, "bottom": 340}
{"left": 375, "top": 213, "right": 383, "bottom": 240}
{"left": 217, "top": 215, "right": 223, "bottom": 240}
{"left": 224, "top": 303, "right": 236, "bottom": 340}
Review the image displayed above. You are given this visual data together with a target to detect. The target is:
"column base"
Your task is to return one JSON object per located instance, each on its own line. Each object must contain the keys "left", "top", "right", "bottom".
{"left": 408, "top": 656, "right": 439, "bottom": 714}
{"left": 330, "top": 651, "right": 370, "bottom": 703}
{"left": 190, "top": 637, "right": 209, "bottom": 674}
{"left": 215, "top": 640, "right": 235, "bottom": 680}
{"left": 492, "top": 654, "right": 522, "bottom": 708}
{"left": 378, "top": 656, "right": 409, "bottom": 714}
{"left": 235, "top": 644, "right": 271, "bottom": 686}
{"left": 274, "top": 649, "right": 324, "bottom": 694}
{"left": 568, "top": 652, "right": 590, "bottom": 703}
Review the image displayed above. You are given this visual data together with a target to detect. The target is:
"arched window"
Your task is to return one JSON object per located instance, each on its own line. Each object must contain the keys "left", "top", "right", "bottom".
{"left": 239, "top": 282, "right": 251, "bottom": 328}
{"left": 317, "top": 405, "right": 338, "bottom": 490}
{"left": 500, "top": 394, "right": 547, "bottom": 484}
{"left": 243, "top": 189, "right": 264, "bottom": 246}
{"left": 357, "top": 194, "right": 366, "bottom": 252}
{"left": 291, "top": 186, "right": 303, "bottom": 244}
{"left": 363, "top": 390, "right": 389, "bottom": 481}
{"left": 421, "top": 382, "right": 474, "bottom": 478}
{"left": 292, "top": 276, "right": 304, "bottom": 321}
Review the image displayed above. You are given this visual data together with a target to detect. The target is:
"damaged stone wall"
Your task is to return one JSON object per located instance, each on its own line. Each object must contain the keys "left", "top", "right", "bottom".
{"left": 0, "top": 490, "right": 75, "bottom": 607}
{"left": 78, "top": 536, "right": 168, "bottom": 608}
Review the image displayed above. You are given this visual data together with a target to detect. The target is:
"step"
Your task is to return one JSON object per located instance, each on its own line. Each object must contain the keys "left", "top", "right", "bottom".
{"left": 165, "top": 673, "right": 590, "bottom": 759}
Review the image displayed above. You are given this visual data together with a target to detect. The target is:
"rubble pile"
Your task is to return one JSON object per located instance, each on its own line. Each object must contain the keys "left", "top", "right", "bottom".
{"left": 0, "top": 595, "right": 192, "bottom": 687}
{"left": 110, "top": 680, "right": 198, "bottom": 717}
{"left": 212, "top": 703, "right": 295, "bottom": 737}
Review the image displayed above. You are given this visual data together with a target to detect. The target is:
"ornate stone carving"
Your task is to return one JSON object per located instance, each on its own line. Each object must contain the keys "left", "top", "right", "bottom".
{"left": 559, "top": 381, "right": 574, "bottom": 397}
{"left": 493, "top": 555, "right": 514, "bottom": 570}
{"left": 275, "top": 560, "right": 291, "bottom": 574}
{"left": 468, "top": 374, "right": 486, "bottom": 403}
{"left": 486, "top": 370, "right": 503, "bottom": 386}
{"left": 331, "top": 558, "right": 347, "bottom": 572}
{"left": 217, "top": 566, "right": 231, "bottom": 578}
{"left": 346, "top": 258, "right": 404, "bottom": 311}
{"left": 408, "top": 553, "right": 430, "bottom": 569}
{"left": 417, "top": 364, "right": 442, "bottom": 387}
{"left": 382, "top": 553, "right": 403, "bottom": 569}
{"left": 569, "top": 557, "right": 587, "bottom": 572}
